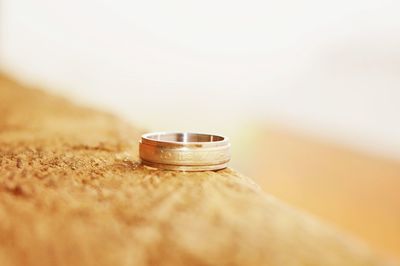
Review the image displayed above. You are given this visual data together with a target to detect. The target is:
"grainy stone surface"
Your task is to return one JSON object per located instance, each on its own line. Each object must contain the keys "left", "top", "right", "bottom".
{"left": 0, "top": 74, "right": 391, "bottom": 266}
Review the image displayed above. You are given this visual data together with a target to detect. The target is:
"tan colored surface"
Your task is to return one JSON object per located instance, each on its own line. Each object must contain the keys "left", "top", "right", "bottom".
{"left": 247, "top": 126, "right": 400, "bottom": 261}
{"left": 0, "top": 74, "right": 392, "bottom": 266}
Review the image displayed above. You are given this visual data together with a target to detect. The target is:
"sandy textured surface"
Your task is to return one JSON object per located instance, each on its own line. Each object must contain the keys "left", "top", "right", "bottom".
{"left": 0, "top": 74, "right": 392, "bottom": 266}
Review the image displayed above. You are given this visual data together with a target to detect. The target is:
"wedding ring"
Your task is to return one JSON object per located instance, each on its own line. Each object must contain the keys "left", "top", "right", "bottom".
{"left": 139, "top": 132, "right": 231, "bottom": 171}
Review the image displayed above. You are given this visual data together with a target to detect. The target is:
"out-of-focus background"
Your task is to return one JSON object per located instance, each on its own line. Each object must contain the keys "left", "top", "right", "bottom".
{"left": 1, "top": 0, "right": 399, "bottom": 261}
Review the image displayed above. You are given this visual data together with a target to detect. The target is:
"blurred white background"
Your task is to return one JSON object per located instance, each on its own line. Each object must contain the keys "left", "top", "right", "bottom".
{"left": 1, "top": 0, "right": 400, "bottom": 159}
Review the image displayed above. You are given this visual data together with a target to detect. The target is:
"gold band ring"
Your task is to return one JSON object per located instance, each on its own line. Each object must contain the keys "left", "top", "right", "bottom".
{"left": 139, "top": 132, "right": 231, "bottom": 171}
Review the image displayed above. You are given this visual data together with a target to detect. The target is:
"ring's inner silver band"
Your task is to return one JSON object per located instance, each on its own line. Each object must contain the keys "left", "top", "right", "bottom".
{"left": 146, "top": 132, "right": 224, "bottom": 143}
